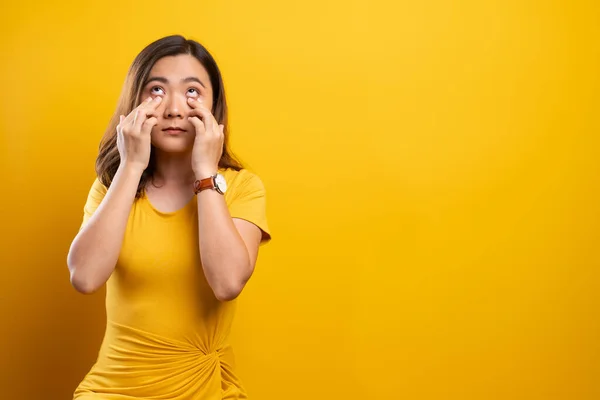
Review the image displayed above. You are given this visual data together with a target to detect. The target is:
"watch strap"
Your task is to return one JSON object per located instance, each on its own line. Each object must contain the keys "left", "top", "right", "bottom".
{"left": 193, "top": 176, "right": 215, "bottom": 194}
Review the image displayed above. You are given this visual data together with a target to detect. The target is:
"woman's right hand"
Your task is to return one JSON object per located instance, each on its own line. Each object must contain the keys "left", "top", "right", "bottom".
{"left": 116, "top": 96, "right": 162, "bottom": 172}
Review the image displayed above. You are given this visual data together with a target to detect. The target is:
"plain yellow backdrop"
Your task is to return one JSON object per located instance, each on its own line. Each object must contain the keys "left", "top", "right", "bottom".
{"left": 1, "top": 1, "right": 599, "bottom": 399}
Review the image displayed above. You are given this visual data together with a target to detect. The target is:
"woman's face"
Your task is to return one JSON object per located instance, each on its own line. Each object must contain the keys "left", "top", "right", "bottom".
{"left": 139, "top": 54, "right": 214, "bottom": 153}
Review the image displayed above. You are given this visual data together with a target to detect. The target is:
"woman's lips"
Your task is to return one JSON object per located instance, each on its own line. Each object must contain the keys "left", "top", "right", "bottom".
{"left": 163, "top": 127, "right": 186, "bottom": 134}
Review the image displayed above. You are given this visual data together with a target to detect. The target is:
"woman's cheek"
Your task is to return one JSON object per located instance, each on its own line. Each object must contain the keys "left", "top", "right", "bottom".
{"left": 199, "top": 96, "right": 213, "bottom": 110}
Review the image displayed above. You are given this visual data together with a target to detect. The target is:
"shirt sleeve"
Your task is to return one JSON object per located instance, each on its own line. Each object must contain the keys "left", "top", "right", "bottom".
{"left": 80, "top": 178, "right": 108, "bottom": 230}
{"left": 227, "top": 169, "right": 272, "bottom": 244}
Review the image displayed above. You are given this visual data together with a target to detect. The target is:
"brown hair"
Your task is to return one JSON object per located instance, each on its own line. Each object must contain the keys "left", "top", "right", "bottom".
{"left": 95, "top": 35, "right": 243, "bottom": 197}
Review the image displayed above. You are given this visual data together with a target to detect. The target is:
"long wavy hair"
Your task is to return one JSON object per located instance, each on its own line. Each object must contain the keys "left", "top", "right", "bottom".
{"left": 95, "top": 35, "right": 243, "bottom": 198}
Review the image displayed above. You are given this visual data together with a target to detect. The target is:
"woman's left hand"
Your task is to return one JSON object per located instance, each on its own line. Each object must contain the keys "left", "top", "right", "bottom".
{"left": 188, "top": 97, "right": 224, "bottom": 179}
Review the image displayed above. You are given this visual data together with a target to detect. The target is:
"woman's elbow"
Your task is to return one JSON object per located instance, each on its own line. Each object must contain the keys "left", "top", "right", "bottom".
{"left": 213, "top": 284, "right": 243, "bottom": 302}
{"left": 67, "top": 254, "right": 101, "bottom": 295}
{"left": 69, "top": 268, "right": 100, "bottom": 294}
{"left": 211, "top": 258, "right": 253, "bottom": 301}
{"left": 213, "top": 274, "right": 250, "bottom": 302}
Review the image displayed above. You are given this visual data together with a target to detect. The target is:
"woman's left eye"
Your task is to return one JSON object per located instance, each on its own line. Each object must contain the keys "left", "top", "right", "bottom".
{"left": 187, "top": 88, "right": 199, "bottom": 96}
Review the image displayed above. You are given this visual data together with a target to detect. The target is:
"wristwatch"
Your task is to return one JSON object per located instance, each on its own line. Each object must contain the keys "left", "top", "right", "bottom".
{"left": 193, "top": 173, "right": 227, "bottom": 195}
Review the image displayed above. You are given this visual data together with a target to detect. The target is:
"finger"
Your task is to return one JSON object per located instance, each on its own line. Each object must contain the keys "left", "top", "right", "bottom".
{"left": 141, "top": 117, "right": 158, "bottom": 136}
{"left": 132, "top": 109, "right": 139, "bottom": 129}
{"left": 132, "top": 97, "right": 161, "bottom": 132}
{"left": 133, "top": 107, "right": 150, "bottom": 133}
{"left": 188, "top": 116, "right": 205, "bottom": 135}
{"left": 188, "top": 106, "right": 212, "bottom": 120}
{"left": 188, "top": 102, "right": 214, "bottom": 132}
{"left": 137, "top": 96, "right": 154, "bottom": 109}
{"left": 187, "top": 96, "right": 202, "bottom": 109}
{"left": 188, "top": 99, "right": 221, "bottom": 137}
{"left": 187, "top": 98, "right": 212, "bottom": 115}
{"left": 123, "top": 96, "right": 155, "bottom": 124}
{"left": 143, "top": 95, "right": 162, "bottom": 113}
{"left": 132, "top": 96, "right": 154, "bottom": 116}
{"left": 136, "top": 96, "right": 161, "bottom": 123}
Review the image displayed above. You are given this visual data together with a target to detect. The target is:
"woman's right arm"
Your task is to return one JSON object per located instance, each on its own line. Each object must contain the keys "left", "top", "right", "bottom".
{"left": 67, "top": 165, "right": 143, "bottom": 294}
{"left": 67, "top": 96, "right": 161, "bottom": 294}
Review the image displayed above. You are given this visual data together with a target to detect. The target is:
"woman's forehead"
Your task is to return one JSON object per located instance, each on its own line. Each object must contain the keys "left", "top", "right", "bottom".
{"left": 149, "top": 55, "right": 210, "bottom": 85}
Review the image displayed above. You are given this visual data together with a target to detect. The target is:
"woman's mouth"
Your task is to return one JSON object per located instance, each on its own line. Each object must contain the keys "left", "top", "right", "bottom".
{"left": 163, "top": 127, "right": 186, "bottom": 134}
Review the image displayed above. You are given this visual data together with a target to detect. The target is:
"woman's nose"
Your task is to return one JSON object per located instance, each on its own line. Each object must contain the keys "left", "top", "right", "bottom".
{"left": 162, "top": 95, "right": 188, "bottom": 118}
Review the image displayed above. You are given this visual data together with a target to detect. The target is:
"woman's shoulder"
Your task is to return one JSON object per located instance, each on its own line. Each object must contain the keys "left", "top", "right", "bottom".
{"left": 91, "top": 176, "right": 109, "bottom": 191}
{"left": 220, "top": 168, "right": 264, "bottom": 186}
{"left": 84, "top": 176, "right": 109, "bottom": 200}
{"left": 219, "top": 167, "right": 267, "bottom": 198}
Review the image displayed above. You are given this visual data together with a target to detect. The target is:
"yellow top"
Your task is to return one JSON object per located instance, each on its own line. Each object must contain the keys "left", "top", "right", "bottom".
{"left": 73, "top": 168, "right": 271, "bottom": 400}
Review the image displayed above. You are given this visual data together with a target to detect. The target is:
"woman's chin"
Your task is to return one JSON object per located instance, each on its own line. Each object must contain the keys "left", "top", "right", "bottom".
{"left": 151, "top": 139, "right": 193, "bottom": 154}
{"left": 153, "top": 143, "right": 192, "bottom": 154}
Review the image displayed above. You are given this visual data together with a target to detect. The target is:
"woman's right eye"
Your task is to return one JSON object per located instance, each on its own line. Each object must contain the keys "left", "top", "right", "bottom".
{"left": 150, "top": 86, "right": 165, "bottom": 95}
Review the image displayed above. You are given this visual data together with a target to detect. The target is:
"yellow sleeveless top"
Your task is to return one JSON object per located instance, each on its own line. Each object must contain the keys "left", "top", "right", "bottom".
{"left": 73, "top": 168, "right": 271, "bottom": 400}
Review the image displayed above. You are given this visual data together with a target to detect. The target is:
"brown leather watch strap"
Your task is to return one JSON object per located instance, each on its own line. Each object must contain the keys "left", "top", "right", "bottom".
{"left": 193, "top": 176, "right": 215, "bottom": 194}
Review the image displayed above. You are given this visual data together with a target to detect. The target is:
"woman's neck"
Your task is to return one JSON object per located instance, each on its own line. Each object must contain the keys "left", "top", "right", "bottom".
{"left": 151, "top": 150, "right": 196, "bottom": 187}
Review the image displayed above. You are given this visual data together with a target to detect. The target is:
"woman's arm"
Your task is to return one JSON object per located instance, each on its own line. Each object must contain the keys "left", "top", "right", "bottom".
{"left": 67, "top": 165, "right": 142, "bottom": 294}
{"left": 68, "top": 96, "right": 159, "bottom": 294}
{"left": 196, "top": 188, "right": 263, "bottom": 301}
{"left": 187, "top": 97, "right": 266, "bottom": 301}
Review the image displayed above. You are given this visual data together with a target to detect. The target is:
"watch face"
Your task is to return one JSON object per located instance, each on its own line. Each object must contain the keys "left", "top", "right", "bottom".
{"left": 215, "top": 173, "right": 227, "bottom": 193}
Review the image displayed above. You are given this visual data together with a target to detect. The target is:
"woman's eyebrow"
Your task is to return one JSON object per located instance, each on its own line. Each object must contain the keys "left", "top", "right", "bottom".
{"left": 182, "top": 76, "right": 206, "bottom": 88}
{"left": 145, "top": 76, "right": 206, "bottom": 89}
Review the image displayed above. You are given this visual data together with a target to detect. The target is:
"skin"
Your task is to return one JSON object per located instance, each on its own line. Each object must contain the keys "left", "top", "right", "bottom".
{"left": 67, "top": 54, "right": 262, "bottom": 301}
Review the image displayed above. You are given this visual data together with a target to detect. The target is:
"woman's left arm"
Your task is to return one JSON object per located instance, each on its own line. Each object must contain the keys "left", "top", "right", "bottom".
{"left": 187, "top": 97, "right": 264, "bottom": 301}
{"left": 196, "top": 189, "right": 262, "bottom": 301}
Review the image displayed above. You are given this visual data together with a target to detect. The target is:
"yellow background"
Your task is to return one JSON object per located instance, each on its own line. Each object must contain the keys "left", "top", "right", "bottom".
{"left": 1, "top": 1, "right": 599, "bottom": 399}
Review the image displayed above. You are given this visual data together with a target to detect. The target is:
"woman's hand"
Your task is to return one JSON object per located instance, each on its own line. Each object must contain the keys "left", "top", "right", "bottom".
{"left": 187, "top": 97, "right": 224, "bottom": 179}
{"left": 117, "top": 96, "right": 161, "bottom": 173}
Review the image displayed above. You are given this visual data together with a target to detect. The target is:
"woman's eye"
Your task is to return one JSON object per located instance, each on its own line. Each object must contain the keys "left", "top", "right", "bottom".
{"left": 187, "top": 88, "right": 199, "bottom": 97}
{"left": 150, "top": 86, "right": 165, "bottom": 95}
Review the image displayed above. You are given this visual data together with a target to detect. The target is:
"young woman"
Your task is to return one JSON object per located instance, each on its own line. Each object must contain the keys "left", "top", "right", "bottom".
{"left": 67, "top": 35, "right": 271, "bottom": 399}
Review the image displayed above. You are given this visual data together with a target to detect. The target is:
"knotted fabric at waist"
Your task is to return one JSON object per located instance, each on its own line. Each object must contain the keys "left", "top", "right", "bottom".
{"left": 73, "top": 320, "right": 244, "bottom": 399}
